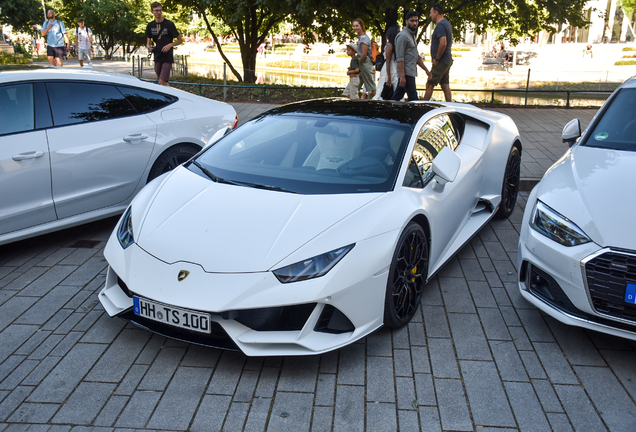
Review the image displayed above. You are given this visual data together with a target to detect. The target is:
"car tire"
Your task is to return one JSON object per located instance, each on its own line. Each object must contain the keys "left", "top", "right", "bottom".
{"left": 496, "top": 144, "right": 521, "bottom": 219}
{"left": 147, "top": 144, "right": 200, "bottom": 183}
{"left": 384, "top": 222, "right": 428, "bottom": 328}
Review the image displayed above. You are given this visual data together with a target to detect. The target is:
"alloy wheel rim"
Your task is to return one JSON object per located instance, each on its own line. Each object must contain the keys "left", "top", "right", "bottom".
{"left": 502, "top": 151, "right": 520, "bottom": 214}
{"left": 391, "top": 230, "right": 427, "bottom": 321}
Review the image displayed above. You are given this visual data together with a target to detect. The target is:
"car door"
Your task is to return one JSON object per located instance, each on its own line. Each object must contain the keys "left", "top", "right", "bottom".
{"left": 0, "top": 82, "right": 57, "bottom": 235}
{"left": 403, "top": 113, "right": 483, "bottom": 269}
{"left": 45, "top": 81, "right": 157, "bottom": 219}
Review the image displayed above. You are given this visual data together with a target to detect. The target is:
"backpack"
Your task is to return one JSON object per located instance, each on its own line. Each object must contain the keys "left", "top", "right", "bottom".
{"left": 369, "top": 39, "right": 380, "bottom": 63}
{"left": 374, "top": 52, "right": 385, "bottom": 71}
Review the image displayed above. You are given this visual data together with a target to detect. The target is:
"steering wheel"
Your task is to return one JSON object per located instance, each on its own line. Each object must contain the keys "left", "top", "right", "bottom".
{"left": 358, "top": 147, "right": 396, "bottom": 168}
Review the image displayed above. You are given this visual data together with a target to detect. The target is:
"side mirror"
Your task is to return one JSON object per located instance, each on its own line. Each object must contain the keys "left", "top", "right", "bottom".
{"left": 203, "top": 127, "right": 231, "bottom": 149}
{"left": 562, "top": 119, "right": 581, "bottom": 145}
{"left": 432, "top": 147, "right": 461, "bottom": 186}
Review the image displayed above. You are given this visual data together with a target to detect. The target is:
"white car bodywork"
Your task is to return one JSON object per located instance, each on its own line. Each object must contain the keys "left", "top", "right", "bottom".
{"left": 0, "top": 69, "right": 236, "bottom": 245}
{"left": 99, "top": 99, "right": 521, "bottom": 356}
{"left": 518, "top": 77, "right": 636, "bottom": 340}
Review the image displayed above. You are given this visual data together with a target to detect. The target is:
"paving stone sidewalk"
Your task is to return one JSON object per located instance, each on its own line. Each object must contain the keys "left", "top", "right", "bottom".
{"left": 1, "top": 106, "right": 634, "bottom": 432}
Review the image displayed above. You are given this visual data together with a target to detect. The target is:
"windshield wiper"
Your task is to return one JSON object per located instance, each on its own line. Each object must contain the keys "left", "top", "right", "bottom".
{"left": 191, "top": 161, "right": 240, "bottom": 186}
{"left": 231, "top": 180, "right": 297, "bottom": 194}
{"left": 191, "top": 161, "right": 296, "bottom": 193}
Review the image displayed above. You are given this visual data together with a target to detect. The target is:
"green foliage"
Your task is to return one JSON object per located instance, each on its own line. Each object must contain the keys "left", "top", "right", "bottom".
{"left": 170, "top": 74, "right": 337, "bottom": 102}
{"left": 0, "top": 51, "right": 31, "bottom": 64}
{"left": 12, "top": 40, "right": 33, "bottom": 58}
{"left": 0, "top": 0, "right": 42, "bottom": 32}
{"left": 622, "top": 46, "right": 636, "bottom": 51}
{"left": 615, "top": 60, "right": 636, "bottom": 65}
{"left": 165, "top": 0, "right": 313, "bottom": 83}
{"left": 623, "top": 54, "right": 636, "bottom": 58}
{"left": 619, "top": 0, "right": 636, "bottom": 13}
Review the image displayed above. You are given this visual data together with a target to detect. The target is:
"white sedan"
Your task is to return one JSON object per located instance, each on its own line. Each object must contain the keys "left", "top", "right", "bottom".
{"left": 0, "top": 69, "right": 237, "bottom": 245}
{"left": 518, "top": 77, "right": 636, "bottom": 340}
{"left": 99, "top": 98, "right": 522, "bottom": 356}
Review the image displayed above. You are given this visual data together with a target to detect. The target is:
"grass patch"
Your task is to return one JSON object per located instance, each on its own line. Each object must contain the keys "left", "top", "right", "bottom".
{"left": 615, "top": 60, "right": 636, "bottom": 65}
{"left": 0, "top": 64, "right": 46, "bottom": 71}
{"left": 171, "top": 74, "right": 339, "bottom": 103}
{"left": 451, "top": 47, "right": 471, "bottom": 51}
{"left": 622, "top": 54, "right": 636, "bottom": 58}
{"left": 622, "top": 46, "right": 636, "bottom": 51}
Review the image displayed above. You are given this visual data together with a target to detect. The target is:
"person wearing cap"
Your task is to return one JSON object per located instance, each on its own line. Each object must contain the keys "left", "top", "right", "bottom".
{"left": 342, "top": 42, "right": 360, "bottom": 99}
{"left": 74, "top": 18, "right": 93, "bottom": 67}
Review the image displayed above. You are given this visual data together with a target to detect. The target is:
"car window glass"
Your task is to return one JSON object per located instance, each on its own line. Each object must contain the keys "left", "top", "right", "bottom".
{"left": 403, "top": 157, "right": 424, "bottom": 188}
{"left": 117, "top": 86, "right": 176, "bottom": 113}
{"left": 584, "top": 88, "right": 636, "bottom": 151}
{"left": 0, "top": 83, "right": 34, "bottom": 135}
{"left": 229, "top": 118, "right": 298, "bottom": 156}
{"left": 46, "top": 82, "right": 137, "bottom": 126}
{"left": 193, "top": 115, "right": 411, "bottom": 194}
{"left": 411, "top": 114, "right": 457, "bottom": 186}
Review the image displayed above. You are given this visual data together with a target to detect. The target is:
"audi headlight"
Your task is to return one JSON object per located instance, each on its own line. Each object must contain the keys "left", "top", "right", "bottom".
{"left": 117, "top": 206, "right": 134, "bottom": 249}
{"left": 530, "top": 201, "right": 591, "bottom": 246}
{"left": 273, "top": 244, "right": 355, "bottom": 283}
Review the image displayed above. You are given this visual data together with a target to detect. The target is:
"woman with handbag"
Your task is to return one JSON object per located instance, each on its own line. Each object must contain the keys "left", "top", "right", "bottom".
{"left": 374, "top": 25, "right": 401, "bottom": 100}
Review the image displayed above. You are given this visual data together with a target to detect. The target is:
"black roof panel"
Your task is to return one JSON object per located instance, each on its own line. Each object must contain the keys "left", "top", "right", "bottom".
{"left": 253, "top": 98, "right": 443, "bottom": 125}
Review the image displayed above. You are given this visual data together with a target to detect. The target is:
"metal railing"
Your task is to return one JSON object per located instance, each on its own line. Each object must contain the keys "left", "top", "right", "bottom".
{"left": 131, "top": 54, "right": 189, "bottom": 78}
{"left": 156, "top": 79, "right": 613, "bottom": 107}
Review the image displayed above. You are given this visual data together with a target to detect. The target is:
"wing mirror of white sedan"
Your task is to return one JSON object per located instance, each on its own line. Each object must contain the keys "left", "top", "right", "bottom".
{"left": 204, "top": 126, "right": 232, "bottom": 149}
{"left": 432, "top": 146, "right": 461, "bottom": 187}
{"left": 562, "top": 119, "right": 581, "bottom": 146}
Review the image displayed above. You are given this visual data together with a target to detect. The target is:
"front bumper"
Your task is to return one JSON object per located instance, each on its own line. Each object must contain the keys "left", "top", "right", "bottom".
{"left": 98, "top": 230, "right": 396, "bottom": 356}
{"left": 517, "top": 195, "right": 636, "bottom": 341}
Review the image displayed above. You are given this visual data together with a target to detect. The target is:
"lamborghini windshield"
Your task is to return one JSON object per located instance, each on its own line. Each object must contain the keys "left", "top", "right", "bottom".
{"left": 191, "top": 114, "right": 412, "bottom": 194}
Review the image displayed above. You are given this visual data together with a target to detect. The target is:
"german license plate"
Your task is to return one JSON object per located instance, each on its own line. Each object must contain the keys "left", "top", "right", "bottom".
{"left": 625, "top": 283, "right": 636, "bottom": 304}
{"left": 133, "top": 297, "right": 211, "bottom": 334}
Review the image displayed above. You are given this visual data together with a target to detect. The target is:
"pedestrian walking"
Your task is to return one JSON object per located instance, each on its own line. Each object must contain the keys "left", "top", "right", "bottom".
{"left": 423, "top": 4, "right": 453, "bottom": 102}
{"left": 391, "top": 11, "right": 431, "bottom": 101}
{"left": 352, "top": 18, "right": 376, "bottom": 99}
{"left": 342, "top": 42, "right": 360, "bottom": 100}
{"left": 74, "top": 18, "right": 93, "bottom": 67}
{"left": 145, "top": 1, "right": 183, "bottom": 86}
{"left": 41, "top": 9, "right": 69, "bottom": 67}
{"left": 373, "top": 24, "right": 401, "bottom": 100}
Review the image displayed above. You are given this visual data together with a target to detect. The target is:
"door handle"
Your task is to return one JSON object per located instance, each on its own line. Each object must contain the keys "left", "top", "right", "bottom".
{"left": 12, "top": 151, "right": 45, "bottom": 161}
{"left": 123, "top": 134, "right": 149, "bottom": 142}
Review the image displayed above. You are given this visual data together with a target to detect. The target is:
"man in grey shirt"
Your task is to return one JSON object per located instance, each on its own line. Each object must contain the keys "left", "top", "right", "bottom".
{"left": 391, "top": 11, "right": 431, "bottom": 101}
{"left": 424, "top": 4, "right": 453, "bottom": 101}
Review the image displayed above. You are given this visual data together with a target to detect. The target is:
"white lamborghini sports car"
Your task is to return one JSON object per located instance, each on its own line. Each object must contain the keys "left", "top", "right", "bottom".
{"left": 99, "top": 99, "right": 522, "bottom": 356}
{"left": 518, "top": 77, "right": 636, "bottom": 341}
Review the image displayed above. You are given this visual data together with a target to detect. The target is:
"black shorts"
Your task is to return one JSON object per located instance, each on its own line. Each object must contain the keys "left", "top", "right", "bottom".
{"left": 47, "top": 46, "right": 65, "bottom": 59}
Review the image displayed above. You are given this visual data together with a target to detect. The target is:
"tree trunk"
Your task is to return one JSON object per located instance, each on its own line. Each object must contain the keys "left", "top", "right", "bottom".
{"left": 242, "top": 48, "right": 257, "bottom": 83}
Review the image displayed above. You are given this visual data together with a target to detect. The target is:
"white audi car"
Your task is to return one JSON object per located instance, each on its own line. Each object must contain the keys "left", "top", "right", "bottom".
{"left": 518, "top": 77, "right": 636, "bottom": 340}
{"left": 99, "top": 99, "right": 522, "bottom": 356}
{"left": 0, "top": 69, "right": 236, "bottom": 245}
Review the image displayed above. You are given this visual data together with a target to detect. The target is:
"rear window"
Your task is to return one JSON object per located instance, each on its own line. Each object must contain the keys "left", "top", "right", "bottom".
{"left": 117, "top": 86, "right": 177, "bottom": 113}
{"left": 584, "top": 88, "right": 636, "bottom": 152}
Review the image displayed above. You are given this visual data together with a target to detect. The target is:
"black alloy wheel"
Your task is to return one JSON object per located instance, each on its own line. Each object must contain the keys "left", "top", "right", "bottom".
{"left": 384, "top": 222, "right": 428, "bottom": 328}
{"left": 496, "top": 145, "right": 521, "bottom": 219}
{"left": 147, "top": 144, "right": 200, "bottom": 182}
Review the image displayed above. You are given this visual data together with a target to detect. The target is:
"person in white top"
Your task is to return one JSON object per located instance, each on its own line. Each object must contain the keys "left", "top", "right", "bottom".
{"left": 75, "top": 18, "right": 93, "bottom": 67}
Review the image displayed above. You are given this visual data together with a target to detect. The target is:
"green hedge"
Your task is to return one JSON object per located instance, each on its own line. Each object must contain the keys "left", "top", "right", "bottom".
{"left": 615, "top": 60, "right": 636, "bottom": 65}
{"left": 622, "top": 47, "right": 636, "bottom": 51}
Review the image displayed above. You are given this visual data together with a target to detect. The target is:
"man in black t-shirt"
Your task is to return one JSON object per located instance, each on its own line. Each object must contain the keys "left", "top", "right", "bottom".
{"left": 145, "top": 1, "right": 183, "bottom": 86}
